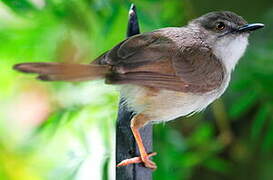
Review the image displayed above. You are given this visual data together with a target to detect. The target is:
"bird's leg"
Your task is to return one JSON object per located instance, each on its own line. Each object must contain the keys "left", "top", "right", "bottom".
{"left": 116, "top": 114, "right": 157, "bottom": 170}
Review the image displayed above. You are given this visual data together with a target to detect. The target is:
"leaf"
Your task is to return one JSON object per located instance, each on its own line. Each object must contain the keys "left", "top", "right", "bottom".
{"left": 1, "top": 0, "right": 36, "bottom": 14}
{"left": 102, "top": 157, "right": 110, "bottom": 180}
{"left": 202, "top": 157, "right": 232, "bottom": 174}
{"left": 228, "top": 90, "right": 258, "bottom": 119}
{"left": 251, "top": 104, "right": 269, "bottom": 141}
{"left": 187, "top": 123, "right": 214, "bottom": 146}
{"left": 261, "top": 116, "right": 273, "bottom": 152}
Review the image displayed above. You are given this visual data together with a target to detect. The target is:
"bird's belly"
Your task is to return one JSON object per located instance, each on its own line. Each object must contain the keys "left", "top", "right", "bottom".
{"left": 120, "top": 85, "right": 220, "bottom": 123}
{"left": 144, "top": 90, "right": 216, "bottom": 123}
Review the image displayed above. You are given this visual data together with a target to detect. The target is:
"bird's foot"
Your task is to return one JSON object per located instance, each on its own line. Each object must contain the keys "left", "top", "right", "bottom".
{"left": 116, "top": 152, "right": 157, "bottom": 170}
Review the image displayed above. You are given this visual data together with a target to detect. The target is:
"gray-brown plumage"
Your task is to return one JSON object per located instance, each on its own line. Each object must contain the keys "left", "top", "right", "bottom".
{"left": 13, "top": 11, "right": 264, "bottom": 169}
{"left": 15, "top": 28, "right": 225, "bottom": 93}
{"left": 101, "top": 30, "right": 225, "bottom": 93}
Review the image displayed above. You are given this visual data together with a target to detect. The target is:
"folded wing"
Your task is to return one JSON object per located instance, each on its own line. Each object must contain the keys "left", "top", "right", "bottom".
{"left": 97, "top": 29, "right": 225, "bottom": 93}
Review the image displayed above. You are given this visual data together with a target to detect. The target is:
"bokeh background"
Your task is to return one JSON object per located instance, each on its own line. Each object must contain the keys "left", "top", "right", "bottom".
{"left": 0, "top": 0, "right": 273, "bottom": 179}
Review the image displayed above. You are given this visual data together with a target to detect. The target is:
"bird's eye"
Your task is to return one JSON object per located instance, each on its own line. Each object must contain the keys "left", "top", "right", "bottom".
{"left": 215, "top": 22, "right": 226, "bottom": 31}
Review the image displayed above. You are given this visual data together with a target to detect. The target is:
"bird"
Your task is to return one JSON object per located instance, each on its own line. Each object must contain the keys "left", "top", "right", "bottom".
{"left": 13, "top": 11, "right": 264, "bottom": 170}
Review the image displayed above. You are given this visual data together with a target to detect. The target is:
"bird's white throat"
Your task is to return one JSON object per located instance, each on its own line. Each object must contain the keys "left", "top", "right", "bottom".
{"left": 213, "top": 35, "right": 249, "bottom": 72}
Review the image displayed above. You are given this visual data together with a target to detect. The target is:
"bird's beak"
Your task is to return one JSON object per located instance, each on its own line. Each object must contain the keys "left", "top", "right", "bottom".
{"left": 237, "top": 23, "right": 264, "bottom": 33}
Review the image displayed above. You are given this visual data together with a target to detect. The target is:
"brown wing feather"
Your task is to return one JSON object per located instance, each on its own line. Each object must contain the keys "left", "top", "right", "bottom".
{"left": 106, "top": 72, "right": 188, "bottom": 92}
{"left": 95, "top": 30, "right": 174, "bottom": 68}
{"left": 173, "top": 45, "right": 225, "bottom": 92}
{"left": 98, "top": 28, "right": 225, "bottom": 93}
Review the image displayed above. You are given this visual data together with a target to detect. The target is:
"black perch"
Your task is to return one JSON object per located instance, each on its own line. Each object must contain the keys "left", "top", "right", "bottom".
{"left": 116, "top": 4, "right": 153, "bottom": 180}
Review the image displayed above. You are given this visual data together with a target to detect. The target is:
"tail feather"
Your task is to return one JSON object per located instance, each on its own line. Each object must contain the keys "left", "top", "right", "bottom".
{"left": 13, "top": 62, "right": 109, "bottom": 81}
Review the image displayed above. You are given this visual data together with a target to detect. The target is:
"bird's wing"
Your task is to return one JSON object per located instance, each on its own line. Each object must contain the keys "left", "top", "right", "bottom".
{"left": 172, "top": 45, "right": 225, "bottom": 92}
{"left": 94, "top": 30, "right": 174, "bottom": 67}
{"left": 95, "top": 30, "right": 225, "bottom": 93}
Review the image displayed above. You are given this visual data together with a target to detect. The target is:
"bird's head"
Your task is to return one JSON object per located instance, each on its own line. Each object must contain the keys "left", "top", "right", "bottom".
{"left": 189, "top": 11, "right": 264, "bottom": 72}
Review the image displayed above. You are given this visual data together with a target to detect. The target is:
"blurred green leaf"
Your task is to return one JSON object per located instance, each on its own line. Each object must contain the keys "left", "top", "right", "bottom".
{"left": 2, "top": 0, "right": 36, "bottom": 14}
{"left": 202, "top": 157, "right": 231, "bottom": 174}
{"left": 228, "top": 90, "right": 258, "bottom": 119}
{"left": 251, "top": 104, "right": 269, "bottom": 141}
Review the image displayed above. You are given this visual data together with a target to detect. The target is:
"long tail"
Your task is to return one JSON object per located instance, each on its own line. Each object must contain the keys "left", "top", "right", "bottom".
{"left": 13, "top": 62, "right": 109, "bottom": 81}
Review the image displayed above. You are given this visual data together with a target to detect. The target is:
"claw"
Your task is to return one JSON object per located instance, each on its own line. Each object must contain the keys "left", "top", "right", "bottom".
{"left": 116, "top": 152, "right": 157, "bottom": 169}
{"left": 142, "top": 154, "right": 157, "bottom": 169}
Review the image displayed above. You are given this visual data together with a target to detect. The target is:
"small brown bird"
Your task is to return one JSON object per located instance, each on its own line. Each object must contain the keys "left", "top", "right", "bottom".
{"left": 13, "top": 11, "right": 264, "bottom": 170}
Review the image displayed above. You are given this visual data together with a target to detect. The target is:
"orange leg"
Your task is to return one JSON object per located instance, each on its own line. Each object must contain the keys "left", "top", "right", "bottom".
{"left": 117, "top": 114, "right": 157, "bottom": 170}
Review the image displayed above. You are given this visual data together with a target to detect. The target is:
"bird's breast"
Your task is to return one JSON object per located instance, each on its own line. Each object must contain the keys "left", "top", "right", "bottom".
{"left": 120, "top": 81, "right": 230, "bottom": 123}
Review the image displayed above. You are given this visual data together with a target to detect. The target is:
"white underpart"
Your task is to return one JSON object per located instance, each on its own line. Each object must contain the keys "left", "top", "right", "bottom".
{"left": 213, "top": 35, "right": 249, "bottom": 72}
{"left": 121, "top": 35, "right": 249, "bottom": 123}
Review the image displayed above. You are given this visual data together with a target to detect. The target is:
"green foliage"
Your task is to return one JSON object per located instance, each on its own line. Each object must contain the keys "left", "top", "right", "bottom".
{"left": 0, "top": 0, "right": 273, "bottom": 180}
